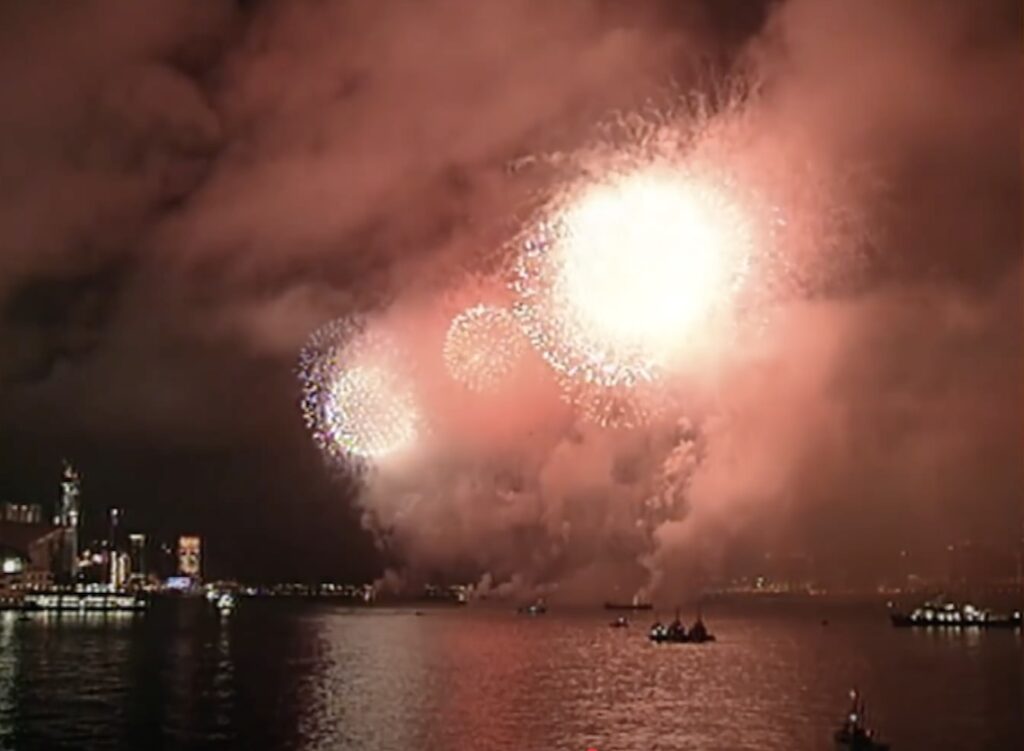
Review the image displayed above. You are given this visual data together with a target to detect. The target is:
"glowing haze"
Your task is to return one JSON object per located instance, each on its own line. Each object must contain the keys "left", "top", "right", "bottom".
{"left": 295, "top": 51, "right": 883, "bottom": 601}
{"left": 1, "top": 0, "right": 1014, "bottom": 592}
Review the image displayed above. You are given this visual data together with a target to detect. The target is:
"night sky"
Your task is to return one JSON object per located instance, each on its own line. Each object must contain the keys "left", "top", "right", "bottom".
{"left": 0, "top": 0, "right": 1019, "bottom": 587}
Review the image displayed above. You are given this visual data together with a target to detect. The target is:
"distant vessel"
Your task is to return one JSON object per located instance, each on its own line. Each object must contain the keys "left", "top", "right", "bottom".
{"left": 604, "top": 600, "right": 653, "bottom": 611}
{"left": 215, "top": 593, "right": 235, "bottom": 614}
{"left": 834, "top": 689, "right": 890, "bottom": 750}
{"left": 889, "top": 598, "right": 1021, "bottom": 629}
{"left": 517, "top": 599, "right": 547, "bottom": 616}
{"left": 649, "top": 610, "right": 715, "bottom": 644}
{"left": 609, "top": 615, "right": 629, "bottom": 628}
{"left": 21, "top": 590, "right": 147, "bottom": 613}
{"left": 422, "top": 584, "right": 469, "bottom": 605}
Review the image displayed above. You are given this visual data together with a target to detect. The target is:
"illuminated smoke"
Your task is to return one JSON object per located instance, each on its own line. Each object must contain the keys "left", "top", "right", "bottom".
{"left": 443, "top": 304, "right": 527, "bottom": 392}
{"left": 300, "top": 76, "right": 873, "bottom": 597}
{"left": 299, "top": 319, "right": 421, "bottom": 463}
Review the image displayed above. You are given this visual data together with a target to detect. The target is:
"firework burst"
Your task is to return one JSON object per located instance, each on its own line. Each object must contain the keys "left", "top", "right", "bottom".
{"left": 443, "top": 304, "right": 527, "bottom": 392}
{"left": 513, "top": 162, "right": 755, "bottom": 391}
{"left": 299, "top": 318, "right": 420, "bottom": 463}
{"left": 564, "top": 379, "right": 664, "bottom": 429}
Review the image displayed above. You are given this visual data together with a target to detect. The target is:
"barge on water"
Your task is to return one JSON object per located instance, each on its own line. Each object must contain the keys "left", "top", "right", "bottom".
{"left": 17, "top": 590, "right": 148, "bottom": 613}
{"left": 889, "top": 598, "right": 1020, "bottom": 629}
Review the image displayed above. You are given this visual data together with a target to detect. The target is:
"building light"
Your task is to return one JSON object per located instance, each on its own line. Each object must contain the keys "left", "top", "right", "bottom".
{"left": 177, "top": 536, "right": 202, "bottom": 579}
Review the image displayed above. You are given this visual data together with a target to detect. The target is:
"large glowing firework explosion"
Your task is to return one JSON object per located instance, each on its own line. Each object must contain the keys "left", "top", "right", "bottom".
{"left": 514, "top": 163, "right": 755, "bottom": 393}
{"left": 443, "top": 304, "right": 527, "bottom": 392}
{"left": 299, "top": 320, "right": 421, "bottom": 463}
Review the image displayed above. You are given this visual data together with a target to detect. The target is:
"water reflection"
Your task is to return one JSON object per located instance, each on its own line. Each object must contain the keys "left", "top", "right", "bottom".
{"left": 0, "top": 602, "right": 1019, "bottom": 750}
{"left": 0, "top": 612, "right": 18, "bottom": 740}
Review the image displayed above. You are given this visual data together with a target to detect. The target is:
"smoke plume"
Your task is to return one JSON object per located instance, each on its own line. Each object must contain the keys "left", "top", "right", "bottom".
{"left": 0, "top": 1, "right": 1017, "bottom": 590}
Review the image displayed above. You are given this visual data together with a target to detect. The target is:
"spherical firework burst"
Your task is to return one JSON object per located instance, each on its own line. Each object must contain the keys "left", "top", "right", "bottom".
{"left": 443, "top": 304, "right": 526, "bottom": 392}
{"left": 299, "top": 319, "right": 420, "bottom": 463}
{"left": 514, "top": 163, "right": 754, "bottom": 390}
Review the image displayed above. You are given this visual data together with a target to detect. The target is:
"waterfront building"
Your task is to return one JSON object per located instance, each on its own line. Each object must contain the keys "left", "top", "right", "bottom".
{"left": 53, "top": 461, "right": 82, "bottom": 581}
{"left": 1, "top": 503, "right": 42, "bottom": 524}
{"left": 177, "top": 535, "right": 202, "bottom": 579}
{"left": 0, "top": 525, "right": 61, "bottom": 593}
{"left": 110, "top": 551, "right": 129, "bottom": 590}
{"left": 129, "top": 533, "right": 146, "bottom": 577}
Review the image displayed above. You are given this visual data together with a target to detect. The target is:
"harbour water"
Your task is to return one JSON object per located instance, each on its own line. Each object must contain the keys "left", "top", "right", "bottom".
{"left": 0, "top": 599, "right": 1019, "bottom": 750}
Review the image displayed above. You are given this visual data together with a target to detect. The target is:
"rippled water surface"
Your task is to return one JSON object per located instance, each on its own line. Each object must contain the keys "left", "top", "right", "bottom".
{"left": 0, "top": 600, "right": 1019, "bottom": 750}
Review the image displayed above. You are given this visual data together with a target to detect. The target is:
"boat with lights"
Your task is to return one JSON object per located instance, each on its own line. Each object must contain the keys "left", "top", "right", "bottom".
{"left": 517, "top": 598, "right": 547, "bottom": 616}
{"left": 649, "top": 609, "right": 715, "bottom": 643}
{"left": 834, "top": 689, "right": 890, "bottom": 750}
{"left": 889, "top": 598, "right": 1021, "bottom": 628}
{"left": 20, "top": 589, "right": 147, "bottom": 613}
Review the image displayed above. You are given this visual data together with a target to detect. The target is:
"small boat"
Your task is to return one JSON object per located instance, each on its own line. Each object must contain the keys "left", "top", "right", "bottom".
{"left": 604, "top": 600, "right": 653, "bottom": 611}
{"left": 649, "top": 609, "right": 715, "bottom": 644}
{"left": 215, "top": 593, "right": 235, "bottom": 614}
{"left": 834, "top": 689, "right": 890, "bottom": 750}
{"left": 890, "top": 598, "right": 1020, "bottom": 629}
{"left": 517, "top": 599, "right": 546, "bottom": 616}
{"left": 609, "top": 616, "right": 629, "bottom": 628}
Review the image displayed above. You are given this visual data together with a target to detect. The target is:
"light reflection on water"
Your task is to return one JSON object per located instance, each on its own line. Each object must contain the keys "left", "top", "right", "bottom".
{"left": 0, "top": 601, "right": 1019, "bottom": 750}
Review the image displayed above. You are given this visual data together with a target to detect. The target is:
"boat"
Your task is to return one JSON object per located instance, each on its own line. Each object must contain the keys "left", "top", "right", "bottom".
{"left": 649, "top": 609, "right": 715, "bottom": 644}
{"left": 422, "top": 584, "right": 469, "bottom": 605}
{"left": 834, "top": 689, "right": 890, "bottom": 750}
{"left": 517, "top": 599, "right": 547, "bottom": 616}
{"left": 604, "top": 600, "right": 653, "bottom": 611}
{"left": 609, "top": 615, "right": 629, "bottom": 628}
{"left": 889, "top": 598, "right": 1021, "bottom": 629}
{"left": 21, "top": 590, "right": 147, "bottom": 613}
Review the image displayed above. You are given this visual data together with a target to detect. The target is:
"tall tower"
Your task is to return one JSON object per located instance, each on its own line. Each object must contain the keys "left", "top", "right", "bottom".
{"left": 129, "top": 533, "right": 146, "bottom": 578}
{"left": 177, "top": 536, "right": 202, "bottom": 580}
{"left": 56, "top": 460, "right": 82, "bottom": 580}
{"left": 108, "top": 507, "right": 121, "bottom": 550}
{"left": 57, "top": 460, "right": 81, "bottom": 528}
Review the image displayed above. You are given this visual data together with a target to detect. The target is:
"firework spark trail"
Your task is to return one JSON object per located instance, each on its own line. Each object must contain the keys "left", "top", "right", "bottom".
{"left": 443, "top": 304, "right": 527, "bottom": 392}
{"left": 299, "top": 318, "right": 421, "bottom": 464}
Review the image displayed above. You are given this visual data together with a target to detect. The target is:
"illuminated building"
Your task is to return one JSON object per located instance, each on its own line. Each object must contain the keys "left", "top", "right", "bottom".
{"left": 107, "top": 507, "right": 122, "bottom": 585}
{"left": 177, "top": 536, "right": 202, "bottom": 579}
{"left": 1, "top": 503, "right": 42, "bottom": 524}
{"left": 0, "top": 529, "right": 60, "bottom": 592}
{"left": 109, "top": 551, "right": 129, "bottom": 590}
{"left": 1, "top": 546, "right": 25, "bottom": 575}
{"left": 54, "top": 461, "right": 82, "bottom": 581}
{"left": 108, "top": 507, "right": 121, "bottom": 549}
{"left": 129, "top": 533, "right": 146, "bottom": 577}
{"left": 55, "top": 461, "right": 81, "bottom": 528}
